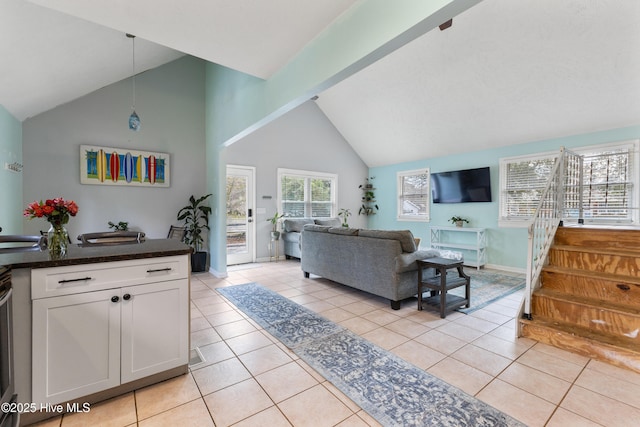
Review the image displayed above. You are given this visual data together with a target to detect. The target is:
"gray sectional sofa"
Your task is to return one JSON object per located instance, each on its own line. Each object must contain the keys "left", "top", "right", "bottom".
{"left": 282, "top": 217, "right": 341, "bottom": 259}
{"left": 300, "top": 225, "right": 442, "bottom": 309}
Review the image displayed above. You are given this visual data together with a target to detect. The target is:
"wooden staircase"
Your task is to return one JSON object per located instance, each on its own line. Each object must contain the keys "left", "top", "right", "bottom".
{"left": 520, "top": 226, "right": 640, "bottom": 373}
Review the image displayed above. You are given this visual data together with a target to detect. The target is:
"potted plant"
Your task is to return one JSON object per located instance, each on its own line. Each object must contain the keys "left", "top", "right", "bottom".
{"left": 338, "top": 208, "right": 351, "bottom": 228}
{"left": 267, "top": 212, "right": 284, "bottom": 240}
{"left": 358, "top": 177, "right": 379, "bottom": 215}
{"left": 177, "top": 194, "right": 212, "bottom": 272}
{"left": 449, "top": 216, "right": 469, "bottom": 227}
{"left": 108, "top": 221, "right": 129, "bottom": 231}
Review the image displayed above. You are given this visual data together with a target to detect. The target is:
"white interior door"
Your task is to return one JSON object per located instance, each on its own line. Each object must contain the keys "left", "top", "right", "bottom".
{"left": 226, "top": 166, "right": 256, "bottom": 265}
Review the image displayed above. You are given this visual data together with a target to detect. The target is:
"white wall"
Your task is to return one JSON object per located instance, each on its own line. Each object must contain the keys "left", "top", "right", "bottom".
{"left": 225, "top": 100, "right": 369, "bottom": 260}
{"left": 21, "top": 56, "right": 206, "bottom": 240}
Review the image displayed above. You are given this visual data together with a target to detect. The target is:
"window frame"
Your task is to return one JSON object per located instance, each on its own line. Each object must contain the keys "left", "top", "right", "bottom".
{"left": 396, "top": 168, "right": 430, "bottom": 222}
{"left": 277, "top": 168, "right": 338, "bottom": 219}
{"left": 499, "top": 140, "right": 640, "bottom": 228}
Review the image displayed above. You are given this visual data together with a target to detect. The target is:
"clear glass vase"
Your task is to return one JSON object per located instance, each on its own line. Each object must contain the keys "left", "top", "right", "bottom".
{"left": 47, "top": 224, "right": 69, "bottom": 258}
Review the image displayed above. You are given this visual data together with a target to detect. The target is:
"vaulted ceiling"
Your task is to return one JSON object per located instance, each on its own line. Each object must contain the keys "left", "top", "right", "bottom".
{"left": 1, "top": 0, "right": 639, "bottom": 167}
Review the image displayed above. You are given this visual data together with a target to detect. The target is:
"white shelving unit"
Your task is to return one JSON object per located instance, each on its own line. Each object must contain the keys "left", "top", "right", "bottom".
{"left": 430, "top": 226, "right": 487, "bottom": 269}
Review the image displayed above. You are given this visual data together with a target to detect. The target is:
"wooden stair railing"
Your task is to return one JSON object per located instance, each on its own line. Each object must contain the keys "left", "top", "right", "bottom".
{"left": 522, "top": 147, "right": 582, "bottom": 321}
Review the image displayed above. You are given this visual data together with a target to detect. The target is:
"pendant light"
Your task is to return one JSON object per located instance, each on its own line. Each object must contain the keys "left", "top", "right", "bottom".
{"left": 126, "top": 33, "right": 141, "bottom": 131}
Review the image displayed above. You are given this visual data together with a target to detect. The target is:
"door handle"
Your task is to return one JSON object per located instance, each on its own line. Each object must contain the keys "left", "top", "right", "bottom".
{"left": 247, "top": 208, "right": 253, "bottom": 223}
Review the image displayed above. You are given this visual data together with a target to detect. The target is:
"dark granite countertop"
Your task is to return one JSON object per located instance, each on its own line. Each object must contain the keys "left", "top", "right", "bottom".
{"left": 0, "top": 239, "right": 192, "bottom": 269}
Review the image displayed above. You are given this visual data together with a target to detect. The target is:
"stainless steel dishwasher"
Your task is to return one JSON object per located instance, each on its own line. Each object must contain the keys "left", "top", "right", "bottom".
{"left": 0, "top": 266, "right": 18, "bottom": 427}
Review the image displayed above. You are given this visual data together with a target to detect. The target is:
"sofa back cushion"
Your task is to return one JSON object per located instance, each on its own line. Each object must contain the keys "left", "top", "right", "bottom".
{"left": 328, "top": 227, "right": 359, "bottom": 236}
{"left": 314, "top": 218, "right": 341, "bottom": 227}
{"left": 302, "top": 224, "right": 332, "bottom": 233}
{"left": 284, "top": 218, "right": 314, "bottom": 232}
{"left": 358, "top": 229, "right": 417, "bottom": 253}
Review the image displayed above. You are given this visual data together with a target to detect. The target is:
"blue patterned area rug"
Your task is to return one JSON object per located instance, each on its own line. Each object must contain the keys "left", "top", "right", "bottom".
{"left": 218, "top": 283, "right": 525, "bottom": 427}
{"left": 449, "top": 269, "right": 525, "bottom": 314}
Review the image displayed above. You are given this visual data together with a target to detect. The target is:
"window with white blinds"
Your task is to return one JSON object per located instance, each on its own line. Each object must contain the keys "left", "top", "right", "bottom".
{"left": 397, "top": 169, "right": 430, "bottom": 221}
{"left": 500, "top": 154, "right": 557, "bottom": 222}
{"left": 499, "top": 140, "right": 639, "bottom": 226}
{"left": 277, "top": 169, "right": 337, "bottom": 218}
{"left": 582, "top": 149, "right": 634, "bottom": 221}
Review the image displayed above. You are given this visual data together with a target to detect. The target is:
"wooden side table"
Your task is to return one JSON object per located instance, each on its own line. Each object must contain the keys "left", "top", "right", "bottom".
{"left": 417, "top": 257, "right": 470, "bottom": 318}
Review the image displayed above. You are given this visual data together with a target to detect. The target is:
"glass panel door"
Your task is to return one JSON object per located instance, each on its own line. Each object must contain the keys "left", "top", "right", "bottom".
{"left": 226, "top": 166, "right": 255, "bottom": 265}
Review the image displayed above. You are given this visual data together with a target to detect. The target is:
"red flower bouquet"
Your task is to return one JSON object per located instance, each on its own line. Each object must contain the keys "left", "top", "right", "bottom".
{"left": 24, "top": 198, "right": 79, "bottom": 258}
{"left": 24, "top": 198, "right": 79, "bottom": 226}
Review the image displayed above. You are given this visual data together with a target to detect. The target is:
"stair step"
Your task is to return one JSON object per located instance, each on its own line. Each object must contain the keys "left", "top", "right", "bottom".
{"left": 549, "top": 245, "right": 640, "bottom": 277}
{"left": 532, "top": 288, "right": 640, "bottom": 339}
{"left": 554, "top": 226, "right": 640, "bottom": 252}
{"left": 541, "top": 266, "right": 640, "bottom": 306}
{"left": 519, "top": 315, "right": 640, "bottom": 374}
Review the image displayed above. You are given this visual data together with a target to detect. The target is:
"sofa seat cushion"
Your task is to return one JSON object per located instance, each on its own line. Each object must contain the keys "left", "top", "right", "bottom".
{"left": 396, "top": 249, "right": 441, "bottom": 273}
{"left": 359, "top": 229, "right": 417, "bottom": 253}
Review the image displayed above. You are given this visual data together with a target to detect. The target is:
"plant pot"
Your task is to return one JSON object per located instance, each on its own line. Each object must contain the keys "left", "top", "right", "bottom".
{"left": 270, "top": 231, "right": 280, "bottom": 240}
{"left": 191, "top": 251, "right": 207, "bottom": 272}
{"left": 455, "top": 221, "right": 464, "bottom": 227}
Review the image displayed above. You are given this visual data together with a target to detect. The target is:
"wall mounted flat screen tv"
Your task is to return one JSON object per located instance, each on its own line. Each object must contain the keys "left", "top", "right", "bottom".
{"left": 431, "top": 166, "right": 492, "bottom": 203}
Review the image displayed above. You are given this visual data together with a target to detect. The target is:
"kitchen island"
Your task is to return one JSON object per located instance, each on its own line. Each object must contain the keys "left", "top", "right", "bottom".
{"left": 2, "top": 239, "right": 192, "bottom": 425}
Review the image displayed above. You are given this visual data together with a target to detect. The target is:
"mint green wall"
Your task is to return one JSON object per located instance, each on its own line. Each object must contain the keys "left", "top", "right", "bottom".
{"left": 368, "top": 126, "right": 640, "bottom": 270}
{"left": 205, "top": 0, "right": 481, "bottom": 273}
{"left": 0, "top": 105, "right": 23, "bottom": 234}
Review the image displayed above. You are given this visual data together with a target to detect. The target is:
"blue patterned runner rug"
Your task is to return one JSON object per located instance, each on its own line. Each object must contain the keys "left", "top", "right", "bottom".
{"left": 451, "top": 269, "right": 525, "bottom": 314}
{"left": 218, "top": 283, "right": 525, "bottom": 427}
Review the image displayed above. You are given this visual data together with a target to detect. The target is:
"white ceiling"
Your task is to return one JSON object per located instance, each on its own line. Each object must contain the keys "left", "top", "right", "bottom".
{"left": 1, "top": 0, "right": 639, "bottom": 168}
{"left": 316, "top": 0, "right": 640, "bottom": 166}
{"left": 1, "top": 0, "right": 356, "bottom": 121}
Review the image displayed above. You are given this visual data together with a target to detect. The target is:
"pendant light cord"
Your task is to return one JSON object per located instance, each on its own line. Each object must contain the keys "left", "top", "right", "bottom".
{"left": 131, "top": 35, "right": 136, "bottom": 111}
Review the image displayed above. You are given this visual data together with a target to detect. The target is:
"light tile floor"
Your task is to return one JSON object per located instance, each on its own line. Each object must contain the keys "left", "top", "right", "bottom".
{"left": 32, "top": 260, "right": 640, "bottom": 427}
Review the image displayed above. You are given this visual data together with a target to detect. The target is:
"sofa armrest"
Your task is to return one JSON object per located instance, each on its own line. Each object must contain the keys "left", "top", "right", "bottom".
{"left": 396, "top": 249, "right": 441, "bottom": 273}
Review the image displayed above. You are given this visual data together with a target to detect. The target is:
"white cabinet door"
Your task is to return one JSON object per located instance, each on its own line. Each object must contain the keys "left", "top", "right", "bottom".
{"left": 120, "top": 279, "right": 189, "bottom": 384}
{"left": 32, "top": 289, "right": 121, "bottom": 404}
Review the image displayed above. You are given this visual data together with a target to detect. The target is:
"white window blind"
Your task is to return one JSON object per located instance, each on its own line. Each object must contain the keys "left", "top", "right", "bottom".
{"left": 278, "top": 169, "right": 337, "bottom": 218}
{"left": 582, "top": 149, "right": 634, "bottom": 221}
{"left": 397, "top": 169, "right": 430, "bottom": 221}
{"left": 501, "top": 155, "right": 556, "bottom": 221}
{"left": 500, "top": 141, "right": 639, "bottom": 225}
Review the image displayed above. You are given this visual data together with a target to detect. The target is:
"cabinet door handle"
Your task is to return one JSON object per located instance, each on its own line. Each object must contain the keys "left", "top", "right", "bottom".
{"left": 58, "top": 277, "right": 92, "bottom": 284}
{"left": 123, "top": 293, "right": 131, "bottom": 301}
{"left": 111, "top": 296, "right": 119, "bottom": 303}
{"left": 146, "top": 267, "right": 172, "bottom": 273}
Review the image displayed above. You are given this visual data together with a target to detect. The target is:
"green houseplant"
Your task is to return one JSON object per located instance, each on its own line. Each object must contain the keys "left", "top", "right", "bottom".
{"left": 108, "top": 221, "right": 129, "bottom": 231}
{"left": 449, "top": 216, "right": 469, "bottom": 227}
{"left": 338, "top": 208, "right": 351, "bottom": 227}
{"left": 358, "top": 177, "right": 379, "bottom": 215}
{"left": 177, "top": 194, "right": 212, "bottom": 272}
{"left": 267, "top": 212, "right": 284, "bottom": 240}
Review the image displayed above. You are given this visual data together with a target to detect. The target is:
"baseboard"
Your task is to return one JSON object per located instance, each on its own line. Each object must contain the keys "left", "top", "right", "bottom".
{"left": 484, "top": 263, "right": 526, "bottom": 274}
{"left": 256, "top": 256, "right": 285, "bottom": 263}
{"left": 208, "top": 266, "right": 228, "bottom": 278}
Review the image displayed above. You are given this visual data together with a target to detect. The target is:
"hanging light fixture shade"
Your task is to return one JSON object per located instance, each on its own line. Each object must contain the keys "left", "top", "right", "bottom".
{"left": 126, "top": 33, "right": 141, "bottom": 131}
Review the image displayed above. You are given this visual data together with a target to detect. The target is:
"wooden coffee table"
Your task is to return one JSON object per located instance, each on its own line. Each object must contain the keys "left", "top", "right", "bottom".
{"left": 417, "top": 257, "right": 470, "bottom": 318}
